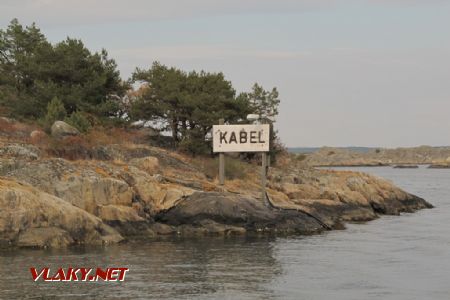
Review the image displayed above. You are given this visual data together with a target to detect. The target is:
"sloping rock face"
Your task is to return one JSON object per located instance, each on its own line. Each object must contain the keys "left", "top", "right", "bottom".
{"left": 4, "top": 158, "right": 134, "bottom": 215}
{"left": 0, "top": 179, "right": 123, "bottom": 248}
{"left": 267, "top": 168, "right": 432, "bottom": 225}
{"left": 1, "top": 156, "right": 195, "bottom": 238}
{"left": 0, "top": 144, "right": 40, "bottom": 160}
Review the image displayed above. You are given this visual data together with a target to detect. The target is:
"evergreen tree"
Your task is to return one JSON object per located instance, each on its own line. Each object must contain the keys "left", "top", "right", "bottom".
{"left": 131, "top": 62, "right": 251, "bottom": 154}
{"left": 245, "top": 83, "right": 280, "bottom": 121}
{"left": 0, "top": 19, "right": 127, "bottom": 121}
{"left": 41, "top": 96, "right": 66, "bottom": 132}
{"left": 65, "top": 111, "right": 91, "bottom": 133}
{"left": 240, "top": 83, "right": 282, "bottom": 160}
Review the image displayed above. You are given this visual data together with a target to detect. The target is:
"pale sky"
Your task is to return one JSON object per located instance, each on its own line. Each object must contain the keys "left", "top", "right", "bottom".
{"left": 1, "top": 0, "right": 449, "bottom": 147}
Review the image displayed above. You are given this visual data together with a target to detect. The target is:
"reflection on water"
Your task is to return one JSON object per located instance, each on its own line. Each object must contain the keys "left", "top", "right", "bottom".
{"left": 1, "top": 166, "right": 450, "bottom": 299}
{"left": 0, "top": 237, "right": 282, "bottom": 299}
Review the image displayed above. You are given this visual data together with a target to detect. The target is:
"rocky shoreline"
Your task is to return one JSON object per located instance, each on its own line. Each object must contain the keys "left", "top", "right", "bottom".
{"left": 0, "top": 136, "right": 433, "bottom": 249}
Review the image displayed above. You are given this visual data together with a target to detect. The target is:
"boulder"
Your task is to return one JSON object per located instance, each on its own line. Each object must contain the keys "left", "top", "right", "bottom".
{"left": 30, "top": 130, "right": 47, "bottom": 142}
{"left": 51, "top": 121, "right": 79, "bottom": 138}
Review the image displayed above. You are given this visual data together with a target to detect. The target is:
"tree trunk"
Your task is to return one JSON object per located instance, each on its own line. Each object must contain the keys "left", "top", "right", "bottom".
{"left": 171, "top": 119, "right": 179, "bottom": 143}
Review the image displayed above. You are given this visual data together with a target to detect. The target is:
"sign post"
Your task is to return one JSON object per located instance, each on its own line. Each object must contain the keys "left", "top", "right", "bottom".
{"left": 213, "top": 123, "right": 270, "bottom": 204}
{"left": 218, "top": 119, "right": 225, "bottom": 185}
{"left": 261, "top": 151, "right": 267, "bottom": 204}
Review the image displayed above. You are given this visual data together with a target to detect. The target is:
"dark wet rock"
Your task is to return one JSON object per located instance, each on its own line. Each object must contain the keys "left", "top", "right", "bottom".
{"left": 156, "top": 192, "right": 327, "bottom": 234}
{"left": 393, "top": 164, "right": 419, "bottom": 169}
{"left": 428, "top": 164, "right": 450, "bottom": 169}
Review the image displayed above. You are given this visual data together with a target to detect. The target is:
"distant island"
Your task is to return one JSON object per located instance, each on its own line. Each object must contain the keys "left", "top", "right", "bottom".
{"left": 289, "top": 147, "right": 376, "bottom": 154}
{"left": 289, "top": 146, "right": 450, "bottom": 167}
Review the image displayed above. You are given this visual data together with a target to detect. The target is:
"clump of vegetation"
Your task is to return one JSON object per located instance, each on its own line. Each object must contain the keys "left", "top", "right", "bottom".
{"left": 41, "top": 96, "right": 66, "bottom": 132}
{"left": 131, "top": 62, "right": 251, "bottom": 154}
{"left": 131, "top": 62, "right": 281, "bottom": 156}
{"left": 296, "top": 153, "right": 307, "bottom": 161}
{"left": 65, "top": 111, "right": 91, "bottom": 133}
{"left": 196, "top": 156, "right": 249, "bottom": 180}
{"left": 0, "top": 19, "right": 127, "bottom": 122}
{"left": 178, "top": 128, "right": 211, "bottom": 157}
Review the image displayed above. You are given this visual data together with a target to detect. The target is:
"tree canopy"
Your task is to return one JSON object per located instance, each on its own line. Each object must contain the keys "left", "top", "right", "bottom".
{"left": 131, "top": 62, "right": 252, "bottom": 154}
{"left": 0, "top": 19, "right": 126, "bottom": 121}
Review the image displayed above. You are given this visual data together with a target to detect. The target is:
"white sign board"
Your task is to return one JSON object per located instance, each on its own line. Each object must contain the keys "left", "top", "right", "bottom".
{"left": 212, "top": 124, "right": 270, "bottom": 153}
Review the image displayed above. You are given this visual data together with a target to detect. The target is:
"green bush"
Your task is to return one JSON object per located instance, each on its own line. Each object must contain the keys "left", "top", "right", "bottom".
{"left": 178, "top": 128, "right": 210, "bottom": 156}
{"left": 41, "top": 96, "right": 66, "bottom": 132}
{"left": 65, "top": 111, "right": 91, "bottom": 133}
{"left": 296, "top": 154, "right": 307, "bottom": 161}
{"left": 225, "top": 157, "right": 249, "bottom": 179}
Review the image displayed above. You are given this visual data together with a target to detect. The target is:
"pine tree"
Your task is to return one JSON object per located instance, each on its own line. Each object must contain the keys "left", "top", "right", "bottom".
{"left": 42, "top": 96, "right": 66, "bottom": 132}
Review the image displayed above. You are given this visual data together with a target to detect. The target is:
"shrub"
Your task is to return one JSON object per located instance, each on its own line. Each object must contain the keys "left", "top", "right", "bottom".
{"left": 200, "top": 156, "right": 248, "bottom": 180}
{"left": 178, "top": 128, "right": 210, "bottom": 156}
{"left": 296, "top": 154, "right": 307, "bottom": 161}
{"left": 65, "top": 111, "right": 91, "bottom": 133}
{"left": 41, "top": 96, "right": 66, "bottom": 132}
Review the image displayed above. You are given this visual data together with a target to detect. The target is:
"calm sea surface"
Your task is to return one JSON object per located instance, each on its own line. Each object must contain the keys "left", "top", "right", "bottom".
{"left": 1, "top": 166, "right": 449, "bottom": 299}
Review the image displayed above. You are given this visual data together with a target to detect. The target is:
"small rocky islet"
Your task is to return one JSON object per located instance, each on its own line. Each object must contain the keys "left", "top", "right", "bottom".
{"left": 0, "top": 120, "right": 433, "bottom": 249}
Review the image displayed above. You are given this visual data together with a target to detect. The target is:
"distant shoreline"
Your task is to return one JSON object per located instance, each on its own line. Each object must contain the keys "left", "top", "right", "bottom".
{"left": 291, "top": 146, "right": 450, "bottom": 168}
{"left": 288, "top": 146, "right": 450, "bottom": 154}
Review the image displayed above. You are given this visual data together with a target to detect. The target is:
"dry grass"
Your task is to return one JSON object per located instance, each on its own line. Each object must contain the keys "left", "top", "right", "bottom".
{"left": 26, "top": 125, "right": 152, "bottom": 161}
{"left": 0, "top": 118, "right": 40, "bottom": 143}
{"left": 191, "top": 155, "right": 250, "bottom": 180}
{"left": 83, "top": 126, "right": 149, "bottom": 147}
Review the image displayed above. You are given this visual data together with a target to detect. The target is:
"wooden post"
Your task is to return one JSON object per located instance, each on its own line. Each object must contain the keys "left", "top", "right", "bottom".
{"left": 261, "top": 151, "right": 267, "bottom": 205}
{"left": 267, "top": 122, "right": 272, "bottom": 168}
{"left": 261, "top": 118, "right": 268, "bottom": 205}
{"left": 219, "top": 118, "right": 225, "bottom": 185}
